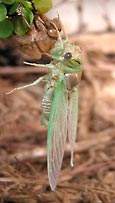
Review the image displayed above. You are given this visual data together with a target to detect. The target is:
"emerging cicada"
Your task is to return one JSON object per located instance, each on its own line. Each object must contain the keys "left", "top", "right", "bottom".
{"left": 7, "top": 27, "right": 82, "bottom": 190}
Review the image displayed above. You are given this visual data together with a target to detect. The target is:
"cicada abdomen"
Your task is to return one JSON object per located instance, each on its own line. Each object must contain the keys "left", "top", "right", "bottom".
{"left": 41, "top": 84, "right": 55, "bottom": 126}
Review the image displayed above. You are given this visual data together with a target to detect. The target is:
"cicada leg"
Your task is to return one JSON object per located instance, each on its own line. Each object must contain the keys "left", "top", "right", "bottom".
{"left": 6, "top": 61, "right": 54, "bottom": 94}
{"left": 24, "top": 62, "right": 54, "bottom": 69}
{"left": 6, "top": 76, "right": 44, "bottom": 95}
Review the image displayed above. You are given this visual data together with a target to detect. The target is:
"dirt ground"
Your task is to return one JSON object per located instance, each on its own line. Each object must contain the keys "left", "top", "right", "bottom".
{"left": 0, "top": 33, "right": 115, "bottom": 202}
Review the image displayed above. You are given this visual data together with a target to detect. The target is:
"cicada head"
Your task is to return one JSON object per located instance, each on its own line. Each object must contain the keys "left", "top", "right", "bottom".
{"left": 61, "top": 43, "right": 82, "bottom": 74}
{"left": 50, "top": 40, "right": 82, "bottom": 74}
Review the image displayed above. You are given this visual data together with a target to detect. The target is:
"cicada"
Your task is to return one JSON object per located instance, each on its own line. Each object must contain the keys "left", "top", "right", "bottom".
{"left": 7, "top": 28, "right": 82, "bottom": 190}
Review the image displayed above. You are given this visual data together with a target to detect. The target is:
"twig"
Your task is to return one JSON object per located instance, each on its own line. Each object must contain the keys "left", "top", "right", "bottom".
{"left": 0, "top": 66, "right": 48, "bottom": 75}
{"left": 60, "top": 161, "right": 115, "bottom": 182}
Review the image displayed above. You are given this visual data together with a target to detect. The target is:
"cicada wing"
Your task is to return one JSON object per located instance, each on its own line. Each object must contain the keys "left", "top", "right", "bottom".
{"left": 47, "top": 78, "right": 68, "bottom": 190}
{"left": 68, "top": 87, "right": 78, "bottom": 167}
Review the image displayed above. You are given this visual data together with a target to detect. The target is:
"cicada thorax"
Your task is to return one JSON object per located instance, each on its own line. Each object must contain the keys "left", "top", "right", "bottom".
{"left": 65, "top": 73, "right": 82, "bottom": 101}
{"left": 65, "top": 74, "right": 78, "bottom": 91}
{"left": 4, "top": 14, "right": 62, "bottom": 59}
{"left": 65, "top": 72, "right": 82, "bottom": 91}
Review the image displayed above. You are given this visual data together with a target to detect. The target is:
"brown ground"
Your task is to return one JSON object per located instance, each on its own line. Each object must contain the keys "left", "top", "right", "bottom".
{"left": 0, "top": 33, "right": 115, "bottom": 203}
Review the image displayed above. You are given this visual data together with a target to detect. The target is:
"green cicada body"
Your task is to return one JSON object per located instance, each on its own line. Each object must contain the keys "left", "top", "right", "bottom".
{"left": 43, "top": 40, "right": 82, "bottom": 190}
{"left": 6, "top": 30, "right": 82, "bottom": 190}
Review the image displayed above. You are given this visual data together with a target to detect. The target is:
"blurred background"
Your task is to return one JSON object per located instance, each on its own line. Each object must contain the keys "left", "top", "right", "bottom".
{"left": 49, "top": 0, "right": 115, "bottom": 34}
{"left": 0, "top": 0, "right": 115, "bottom": 202}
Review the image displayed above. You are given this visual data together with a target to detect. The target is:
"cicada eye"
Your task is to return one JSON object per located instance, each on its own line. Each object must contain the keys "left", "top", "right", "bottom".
{"left": 64, "top": 52, "right": 72, "bottom": 59}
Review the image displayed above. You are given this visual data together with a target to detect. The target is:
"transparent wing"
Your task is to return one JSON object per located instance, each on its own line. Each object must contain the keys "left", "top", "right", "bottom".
{"left": 47, "top": 78, "right": 68, "bottom": 190}
{"left": 68, "top": 87, "right": 78, "bottom": 167}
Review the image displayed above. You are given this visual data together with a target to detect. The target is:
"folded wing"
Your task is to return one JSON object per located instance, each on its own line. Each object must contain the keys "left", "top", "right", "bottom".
{"left": 47, "top": 78, "right": 68, "bottom": 190}
{"left": 68, "top": 88, "right": 78, "bottom": 167}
